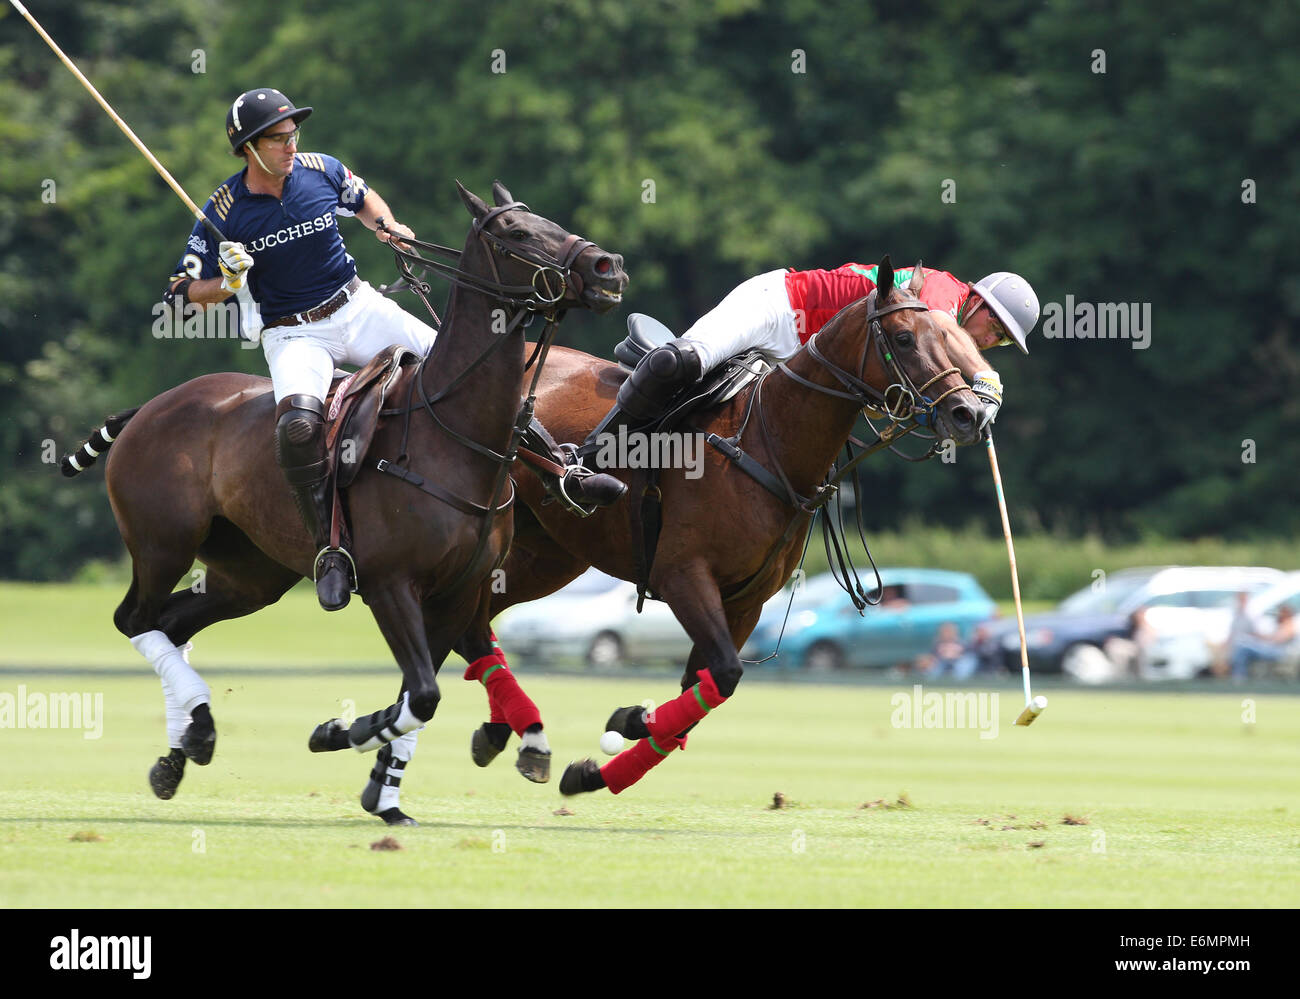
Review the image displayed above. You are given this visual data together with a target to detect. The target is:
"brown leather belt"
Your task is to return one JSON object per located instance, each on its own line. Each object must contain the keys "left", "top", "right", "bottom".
{"left": 263, "top": 275, "right": 362, "bottom": 331}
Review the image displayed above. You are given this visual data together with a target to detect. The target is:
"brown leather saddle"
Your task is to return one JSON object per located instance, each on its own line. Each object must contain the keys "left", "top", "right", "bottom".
{"left": 318, "top": 344, "right": 421, "bottom": 552}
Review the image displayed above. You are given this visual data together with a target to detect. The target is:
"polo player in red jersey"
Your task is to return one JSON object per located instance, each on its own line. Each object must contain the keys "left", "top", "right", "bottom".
{"left": 569, "top": 262, "right": 1040, "bottom": 469}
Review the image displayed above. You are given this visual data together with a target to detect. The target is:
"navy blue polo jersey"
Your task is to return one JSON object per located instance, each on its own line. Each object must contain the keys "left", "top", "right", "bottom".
{"left": 170, "top": 152, "right": 370, "bottom": 323}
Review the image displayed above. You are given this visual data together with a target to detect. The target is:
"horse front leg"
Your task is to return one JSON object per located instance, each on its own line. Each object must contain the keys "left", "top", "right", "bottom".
{"left": 309, "top": 583, "right": 440, "bottom": 760}
{"left": 453, "top": 581, "right": 552, "bottom": 783}
{"left": 357, "top": 676, "right": 421, "bottom": 826}
{"left": 561, "top": 562, "right": 754, "bottom": 796}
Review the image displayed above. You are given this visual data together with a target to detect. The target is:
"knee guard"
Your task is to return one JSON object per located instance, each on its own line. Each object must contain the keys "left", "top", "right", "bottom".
{"left": 274, "top": 394, "right": 328, "bottom": 486}
{"left": 615, "top": 340, "right": 703, "bottom": 422}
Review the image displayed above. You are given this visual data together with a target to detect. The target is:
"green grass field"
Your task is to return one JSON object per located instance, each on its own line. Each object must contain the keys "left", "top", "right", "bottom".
{"left": 1, "top": 583, "right": 1298, "bottom": 908}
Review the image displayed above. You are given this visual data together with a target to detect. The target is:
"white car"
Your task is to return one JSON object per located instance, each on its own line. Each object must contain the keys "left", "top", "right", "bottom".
{"left": 992, "top": 565, "right": 1284, "bottom": 683}
{"left": 1143, "top": 570, "right": 1300, "bottom": 680}
{"left": 491, "top": 567, "right": 691, "bottom": 668}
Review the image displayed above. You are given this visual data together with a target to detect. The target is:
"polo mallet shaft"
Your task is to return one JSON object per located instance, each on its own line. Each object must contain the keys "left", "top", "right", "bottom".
{"left": 986, "top": 433, "right": 1046, "bottom": 726}
{"left": 9, "top": 0, "right": 225, "bottom": 245}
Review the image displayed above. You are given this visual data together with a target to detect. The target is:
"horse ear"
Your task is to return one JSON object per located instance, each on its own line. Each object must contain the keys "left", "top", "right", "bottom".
{"left": 491, "top": 180, "right": 516, "bottom": 206}
{"left": 456, "top": 180, "right": 489, "bottom": 220}
{"left": 908, "top": 260, "right": 925, "bottom": 296}
{"left": 876, "top": 255, "right": 895, "bottom": 301}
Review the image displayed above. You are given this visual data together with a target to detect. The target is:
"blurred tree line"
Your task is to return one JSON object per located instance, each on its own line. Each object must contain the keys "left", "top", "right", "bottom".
{"left": 1, "top": 0, "right": 1297, "bottom": 579}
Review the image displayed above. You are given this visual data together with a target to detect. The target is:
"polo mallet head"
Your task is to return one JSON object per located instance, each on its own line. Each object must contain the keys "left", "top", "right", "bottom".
{"left": 1015, "top": 694, "right": 1048, "bottom": 726}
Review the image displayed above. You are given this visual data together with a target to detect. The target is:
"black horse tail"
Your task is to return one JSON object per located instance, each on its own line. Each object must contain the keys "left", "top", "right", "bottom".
{"left": 60, "top": 407, "right": 141, "bottom": 477}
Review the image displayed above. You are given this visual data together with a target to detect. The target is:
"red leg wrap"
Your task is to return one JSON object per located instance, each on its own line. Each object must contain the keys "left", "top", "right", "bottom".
{"left": 600, "top": 733, "right": 685, "bottom": 795}
{"left": 463, "top": 635, "right": 512, "bottom": 726}
{"left": 483, "top": 665, "right": 542, "bottom": 734}
{"left": 645, "top": 668, "right": 728, "bottom": 740}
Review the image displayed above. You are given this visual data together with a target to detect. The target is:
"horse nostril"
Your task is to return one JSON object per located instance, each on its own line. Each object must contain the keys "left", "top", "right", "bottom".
{"left": 595, "top": 256, "right": 612, "bottom": 275}
{"left": 952, "top": 405, "right": 975, "bottom": 428}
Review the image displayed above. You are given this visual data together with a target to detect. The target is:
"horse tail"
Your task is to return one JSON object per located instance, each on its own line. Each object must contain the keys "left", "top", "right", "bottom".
{"left": 60, "top": 407, "right": 142, "bottom": 477}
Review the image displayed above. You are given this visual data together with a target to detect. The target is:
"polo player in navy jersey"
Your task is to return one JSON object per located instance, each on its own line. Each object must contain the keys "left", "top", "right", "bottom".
{"left": 167, "top": 88, "right": 618, "bottom": 615}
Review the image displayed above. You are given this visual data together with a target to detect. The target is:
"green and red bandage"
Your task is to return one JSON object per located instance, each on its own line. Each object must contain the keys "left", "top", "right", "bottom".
{"left": 645, "top": 668, "right": 728, "bottom": 740}
{"left": 601, "top": 733, "right": 686, "bottom": 794}
{"left": 463, "top": 633, "right": 541, "bottom": 734}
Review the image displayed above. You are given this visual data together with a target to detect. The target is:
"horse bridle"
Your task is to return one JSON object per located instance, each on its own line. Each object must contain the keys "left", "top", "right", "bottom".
{"left": 783, "top": 291, "right": 965, "bottom": 430}
{"left": 381, "top": 201, "right": 594, "bottom": 325}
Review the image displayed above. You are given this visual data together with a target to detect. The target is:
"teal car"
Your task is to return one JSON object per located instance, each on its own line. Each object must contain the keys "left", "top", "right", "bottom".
{"left": 741, "top": 569, "right": 998, "bottom": 671}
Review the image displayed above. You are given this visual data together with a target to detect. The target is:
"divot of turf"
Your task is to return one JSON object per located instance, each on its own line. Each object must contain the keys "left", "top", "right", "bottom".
{"left": 369, "top": 836, "right": 402, "bottom": 851}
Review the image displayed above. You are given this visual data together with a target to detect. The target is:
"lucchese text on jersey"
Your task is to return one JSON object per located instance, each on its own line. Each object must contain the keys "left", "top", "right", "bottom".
{"left": 245, "top": 211, "right": 337, "bottom": 253}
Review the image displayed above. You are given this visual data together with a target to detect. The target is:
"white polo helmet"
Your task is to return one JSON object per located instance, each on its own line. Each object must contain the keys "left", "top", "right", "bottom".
{"left": 970, "top": 272, "right": 1039, "bottom": 354}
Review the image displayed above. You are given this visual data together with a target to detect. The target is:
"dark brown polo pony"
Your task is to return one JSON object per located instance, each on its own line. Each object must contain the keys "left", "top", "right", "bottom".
{"left": 69, "top": 182, "right": 627, "bottom": 812}
{"left": 453, "top": 258, "right": 988, "bottom": 796}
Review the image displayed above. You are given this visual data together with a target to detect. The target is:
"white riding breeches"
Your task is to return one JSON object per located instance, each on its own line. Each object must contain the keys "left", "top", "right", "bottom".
{"left": 261, "top": 279, "right": 438, "bottom": 403}
{"left": 679, "top": 268, "right": 802, "bottom": 374}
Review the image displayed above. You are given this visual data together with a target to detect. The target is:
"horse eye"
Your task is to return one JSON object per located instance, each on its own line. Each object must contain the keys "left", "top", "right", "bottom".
{"left": 510, "top": 229, "right": 528, "bottom": 240}
{"left": 895, "top": 331, "right": 914, "bottom": 347}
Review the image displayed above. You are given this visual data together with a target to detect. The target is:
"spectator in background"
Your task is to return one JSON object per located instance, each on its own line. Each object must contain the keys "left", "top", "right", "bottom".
{"left": 1215, "top": 591, "right": 1255, "bottom": 676}
{"left": 878, "top": 585, "right": 910, "bottom": 611}
{"left": 968, "top": 622, "right": 1004, "bottom": 675}
{"left": 1229, "top": 604, "right": 1298, "bottom": 680}
{"left": 919, "top": 622, "right": 979, "bottom": 680}
{"left": 1104, "top": 607, "right": 1156, "bottom": 676}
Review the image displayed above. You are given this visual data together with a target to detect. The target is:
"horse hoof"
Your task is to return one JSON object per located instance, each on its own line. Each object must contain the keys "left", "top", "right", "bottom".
{"left": 182, "top": 704, "right": 216, "bottom": 765}
{"left": 605, "top": 705, "right": 649, "bottom": 740}
{"left": 515, "top": 747, "right": 551, "bottom": 783}
{"left": 559, "top": 758, "right": 605, "bottom": 796}
{"left": 148, "top": 749, "right": 186, "bottom": 799}
{"left": 309, "top": 718, "right": 351, "bottom": 753}
{"left": 471, "top": 722, "right": 510, "bottom": 767}
{"left": 377, "top": 807, "right": 418, "bottom": 827}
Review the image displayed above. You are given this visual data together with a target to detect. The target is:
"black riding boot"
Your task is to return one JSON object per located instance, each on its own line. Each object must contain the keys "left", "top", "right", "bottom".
{"left": 523, "top": 416, "right": 628, "bottom": 517}
{"left": 275, "top": 394, "right": 355, "bottom": 611}
{"left": 577, "top": 338, "right": 704, "bottom": 468}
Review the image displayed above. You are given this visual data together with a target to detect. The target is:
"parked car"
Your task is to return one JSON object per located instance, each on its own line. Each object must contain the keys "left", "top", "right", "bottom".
{"left": 1141, "top": 570, "right": 1300, "bottom": 680}
{"left": 990, "top": 566, "right": 1285, "bottom": 682}
{"left": 491, "top": 567, "right": 691, "bottom": 668}
{"left": 741, "top": 568, "right": 997, "bottom": 670}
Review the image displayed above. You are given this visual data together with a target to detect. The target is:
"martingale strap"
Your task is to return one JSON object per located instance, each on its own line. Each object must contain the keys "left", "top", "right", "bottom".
{"left": 375, "top": 459, "right": 514, "bottom": 517}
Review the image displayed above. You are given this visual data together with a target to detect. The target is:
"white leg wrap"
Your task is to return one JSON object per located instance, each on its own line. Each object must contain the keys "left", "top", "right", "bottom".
{"left": 352, "top": 692, "right": 423, "bottom": 752}
{"left": 521, "top": 728, "right": 550, "bottom": 754}
{"left": 388, "top": 727, "right": 422, "bottom": 762}
{"left": 376, "top": 727, "right": 422, "bottom": 812}
{"left": 130, "top": 630, "right": 210, "bottom": 714}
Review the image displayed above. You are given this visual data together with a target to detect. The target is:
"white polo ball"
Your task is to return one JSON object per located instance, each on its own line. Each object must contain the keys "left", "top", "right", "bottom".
{"left": 1032, "top": 695, "right": 1048, "bottom": 712}
{"left": 600, "top": 730, "right": 624, "bottom": 755}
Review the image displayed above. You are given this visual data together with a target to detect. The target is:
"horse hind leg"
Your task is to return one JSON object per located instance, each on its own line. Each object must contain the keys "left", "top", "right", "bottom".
{"left": 113, "top": 541, "right": 217, "bottom": 797}
{"left": 131, "top": 530, "right": 299, "bottom": 799}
